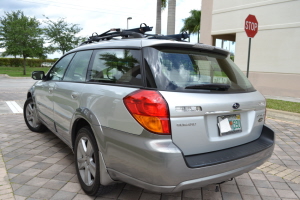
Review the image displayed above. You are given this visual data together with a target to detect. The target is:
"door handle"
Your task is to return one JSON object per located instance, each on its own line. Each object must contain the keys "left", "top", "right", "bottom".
{"left": 71, "top": 92, "right": 79, "bottom": 99}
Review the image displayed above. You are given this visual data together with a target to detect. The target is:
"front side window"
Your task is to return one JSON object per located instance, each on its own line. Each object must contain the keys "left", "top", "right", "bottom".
{"left": 143, "top": 47, "right": 255, "bottom": 93}
{"left": 48, "top": 53, "right": 74, "bottom": 81}
{"left": 63, "top": 50, "right": 93, "bottom": 82}
{"left": 88, "top": 49, "right": 142, "bottom": 86}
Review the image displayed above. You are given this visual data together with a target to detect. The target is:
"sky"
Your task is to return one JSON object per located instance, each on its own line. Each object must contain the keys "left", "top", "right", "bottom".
{"left": 0, "top": 0, "right": 202, "bottom": 59}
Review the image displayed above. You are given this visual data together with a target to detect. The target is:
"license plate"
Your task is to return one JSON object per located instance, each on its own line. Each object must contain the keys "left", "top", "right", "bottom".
{"left": 217, "top": 114, "right": 242, "bottom": 136}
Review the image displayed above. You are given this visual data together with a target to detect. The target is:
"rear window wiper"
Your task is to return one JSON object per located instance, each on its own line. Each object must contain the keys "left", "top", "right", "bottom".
{"left": 185, "top": 83, "right": 230, "bottom": 91}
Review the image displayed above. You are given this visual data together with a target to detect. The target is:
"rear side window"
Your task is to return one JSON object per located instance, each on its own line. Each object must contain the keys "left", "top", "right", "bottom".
{"left": 88, "top": 49, "right": 142, "bottom": 86}
{"left": 143, "top": 47, "right": 255, "bottom": 93}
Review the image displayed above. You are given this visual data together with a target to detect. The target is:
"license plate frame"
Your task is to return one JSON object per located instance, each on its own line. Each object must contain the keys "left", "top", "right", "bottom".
{"left": 217, "top": 114, "right": 242, "bottom": 136}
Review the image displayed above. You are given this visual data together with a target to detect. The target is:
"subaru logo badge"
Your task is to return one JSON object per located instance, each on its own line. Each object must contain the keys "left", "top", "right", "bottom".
{"left": 233, "top": 103, "right": 240, "bottom": 109}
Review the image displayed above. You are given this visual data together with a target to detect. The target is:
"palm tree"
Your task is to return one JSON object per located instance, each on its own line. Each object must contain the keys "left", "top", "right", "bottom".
{"left": 167, "top": 0, "right": 176, "bottom": 35}
{"left": 180, "top": 10, "right": 201, "bottom": 42}
{"left": 156, "top": 0, "right": 167, "bottom": 34}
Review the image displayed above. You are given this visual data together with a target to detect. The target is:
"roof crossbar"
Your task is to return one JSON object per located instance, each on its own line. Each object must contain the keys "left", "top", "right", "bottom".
{"left": 80, "top": 23, "right": 190, "bottom": 45}
{"left": 146, "top": 32, "right": 189, "bottom": 41}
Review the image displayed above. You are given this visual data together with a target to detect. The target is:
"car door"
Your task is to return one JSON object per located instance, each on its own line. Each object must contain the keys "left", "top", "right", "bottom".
{"left": 52, "top": 50, "right": 93, "bottom": 142}
{"left": 34, "top": 53, "right": 75, "bottom": 129}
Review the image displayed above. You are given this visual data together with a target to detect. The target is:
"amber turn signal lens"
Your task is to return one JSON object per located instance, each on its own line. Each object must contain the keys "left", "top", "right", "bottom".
{"left": 123, "top": 90, "right": 171, "bottom": 134}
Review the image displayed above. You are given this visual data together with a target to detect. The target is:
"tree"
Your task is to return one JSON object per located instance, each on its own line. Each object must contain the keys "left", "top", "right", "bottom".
{"left": 0, "top": 10, "right": 45, "bottom": 75}
{"left": 167, "top": 0, "right": 176, "bottom": 35}
{"left": 180, "top": 10, "right": 201, "bottom": 42}
{"left": 156, "top": 0, "right": 167, "bottom": 34}
{"left": 44, "top": 17, "right": 83, "bottom": 55}
{"left": 156, "top": 0, "right": 176, "bottom": 35}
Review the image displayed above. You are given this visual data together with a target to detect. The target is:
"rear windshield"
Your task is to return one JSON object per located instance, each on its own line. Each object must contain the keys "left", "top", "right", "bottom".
{"left": 143, "top": 47, "right": 255, "bottom": 93}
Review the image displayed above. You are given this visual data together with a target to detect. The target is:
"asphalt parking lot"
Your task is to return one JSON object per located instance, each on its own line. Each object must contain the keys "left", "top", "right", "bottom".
{"left": 0, "top": 76, "right": 299, "bottom": 200}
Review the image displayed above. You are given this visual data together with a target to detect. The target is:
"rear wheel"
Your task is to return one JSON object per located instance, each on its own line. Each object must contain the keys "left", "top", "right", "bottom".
{"left": 74, "top": 126, "right": 113, "bottom": 196}
{"left": 23, "top": 97, "right": 47, "bottom": 132}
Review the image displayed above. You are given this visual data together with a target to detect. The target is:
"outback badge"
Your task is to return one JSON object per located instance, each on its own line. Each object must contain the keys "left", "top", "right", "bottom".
{"left": 232, "top": 103, "right": 240, "bottom": 109}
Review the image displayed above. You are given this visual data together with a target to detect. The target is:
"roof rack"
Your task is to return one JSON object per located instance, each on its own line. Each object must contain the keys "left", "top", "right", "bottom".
{"left": 80, "top": 23, "right": 190, "bottom": 45}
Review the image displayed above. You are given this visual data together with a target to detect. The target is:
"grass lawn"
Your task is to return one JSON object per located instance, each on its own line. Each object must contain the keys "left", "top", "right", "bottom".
{"left": 266, "top": 99, "right": 300, "bottom": 114}
{"left": 0, "top": 66, "right": 50, "bottom": 77}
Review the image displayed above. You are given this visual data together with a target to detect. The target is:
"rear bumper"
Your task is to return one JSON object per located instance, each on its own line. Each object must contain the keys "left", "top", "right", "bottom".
{"left": 100, "top": 125, "right": 274, "bottom": 193}
{"left": 173, "top": 147, "right": 272, "bottom": 192}
{"left": 184, "top": 125, "right": 274, "bottom": 168}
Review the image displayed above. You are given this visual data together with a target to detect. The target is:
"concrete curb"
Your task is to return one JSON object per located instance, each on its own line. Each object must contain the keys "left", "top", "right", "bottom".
{"left": 267, "top": 108, "right": 300, "bottom": 124}
{"left": 265, "top": 95, "right": 300, "bottom": 103}
{"left": 0, "top": 74, "right": 32, "bottom": 79}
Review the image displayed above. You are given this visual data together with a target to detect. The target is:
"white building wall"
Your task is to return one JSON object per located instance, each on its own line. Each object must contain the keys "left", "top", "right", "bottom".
{"left": 200, "top": 0, "right": 213, "bottom": 45}
{"left": 235, "top": 27, "right": 300, "bottom": 73}
{"left": 211, "top": 0, "right": 300, "bottom": 74}
{"left": 200, "top": 0, "right": 300, "bottom": 97}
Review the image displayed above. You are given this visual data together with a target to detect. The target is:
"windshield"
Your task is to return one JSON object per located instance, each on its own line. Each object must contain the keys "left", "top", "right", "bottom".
{"left": 143, "top": 47, "right": 255, "bottom": 93}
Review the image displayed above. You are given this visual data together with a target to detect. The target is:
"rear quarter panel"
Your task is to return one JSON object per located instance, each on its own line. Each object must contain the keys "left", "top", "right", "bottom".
{"left": 79, "top": 84, "right": 144, "bottom": 135}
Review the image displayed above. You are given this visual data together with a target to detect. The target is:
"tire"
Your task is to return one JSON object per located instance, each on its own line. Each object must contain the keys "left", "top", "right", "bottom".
{"left": 74, "top": 126, "right": 113, "bottom": 196}
{"left": 23, "top": 97, "right": 47, "bottom": 132}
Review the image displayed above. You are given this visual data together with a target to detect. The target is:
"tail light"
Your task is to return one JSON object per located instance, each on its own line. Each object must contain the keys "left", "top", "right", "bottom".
{"left": 123, "top": 90, "right": 171, "bottom": 135}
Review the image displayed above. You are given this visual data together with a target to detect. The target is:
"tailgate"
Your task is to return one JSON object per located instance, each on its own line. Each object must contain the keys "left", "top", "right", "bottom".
{"left": 160, "top": 91, "right": 266, "bottom": 156}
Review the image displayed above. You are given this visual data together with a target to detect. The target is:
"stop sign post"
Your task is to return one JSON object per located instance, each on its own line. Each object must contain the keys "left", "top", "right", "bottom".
{"left": 244, "top": 14, "right": 258, "bottom": 77}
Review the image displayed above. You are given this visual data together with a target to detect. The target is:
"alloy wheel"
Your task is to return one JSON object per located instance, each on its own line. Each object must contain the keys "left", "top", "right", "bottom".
{"left": 77, "top": 136, "right": 96, "bottom": 186}
{"left": 25, "top": 101, "right": 40, "bottom": 128}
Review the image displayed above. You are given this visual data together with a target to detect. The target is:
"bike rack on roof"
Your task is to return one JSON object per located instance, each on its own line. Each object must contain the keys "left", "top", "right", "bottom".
{"left": 80, "top": 23, "right": 190, "bottom": 45}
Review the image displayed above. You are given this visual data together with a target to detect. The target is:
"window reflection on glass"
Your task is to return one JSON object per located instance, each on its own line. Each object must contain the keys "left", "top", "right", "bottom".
{"left": 63, "top": 51, "right": 93, "bottom": 82}
{"left": 90, "top": 49, "right": 142, "bottom": 86}
{"left": 49, "top": 53, "right": 74, "bottom": 81}
{"left": 143, "top": 47, "right": 254, "bottom": 92}
{"left": 159, "top": 52, "right": 231, "bottom": 87}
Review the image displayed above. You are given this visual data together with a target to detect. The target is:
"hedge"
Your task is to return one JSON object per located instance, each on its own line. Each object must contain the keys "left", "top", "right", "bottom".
{"left": 0, "top": 58, "right": 57, "bottom": 67}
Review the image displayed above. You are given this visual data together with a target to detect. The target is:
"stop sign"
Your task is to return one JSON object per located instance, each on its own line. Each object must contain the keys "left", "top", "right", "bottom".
{"left": 245, "top": 15, "right": 258, "bottom": 38}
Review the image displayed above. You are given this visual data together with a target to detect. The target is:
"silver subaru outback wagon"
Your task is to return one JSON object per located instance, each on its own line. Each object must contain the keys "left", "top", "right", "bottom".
{"left": 24, "top": 24, "right": 274, "bottom": 196}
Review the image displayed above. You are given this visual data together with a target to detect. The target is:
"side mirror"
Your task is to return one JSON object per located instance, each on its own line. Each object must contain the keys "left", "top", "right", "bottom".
{"left": 32, "top": 71, "right": 45, "bottom": 80}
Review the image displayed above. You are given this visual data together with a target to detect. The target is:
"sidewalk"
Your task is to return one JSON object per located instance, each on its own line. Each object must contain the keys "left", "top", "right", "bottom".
{"left": 267, "top": 109, "right": 300, "bottom": 125}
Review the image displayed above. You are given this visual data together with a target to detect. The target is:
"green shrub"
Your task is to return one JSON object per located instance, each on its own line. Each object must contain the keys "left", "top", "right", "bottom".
{"left": 0, "top": 58, "right": 57, "bottom": 67}
{"left": 10, "top": 58, "right": 23, "bottom": 67}
{"left": 0, "top": 58, "right": 10, "bottom": 66}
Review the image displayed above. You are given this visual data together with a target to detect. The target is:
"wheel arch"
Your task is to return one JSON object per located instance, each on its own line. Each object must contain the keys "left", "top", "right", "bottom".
{"left": 23, "top": 95, "right": 47, "bottom": 132}
{"left": 27, "top": 92, "right": 32, "bottom": 99}
{"left": 70, "top": 107, "right": 101, "bottom": 149}
{"left": 71, "top": 117, "right": 91, "bottom": 150}
{"left": 27, "top": 85, "right": 36, "bottom": 100}
{"left": 71, "top": 113, "right": 116, "bottom": 186}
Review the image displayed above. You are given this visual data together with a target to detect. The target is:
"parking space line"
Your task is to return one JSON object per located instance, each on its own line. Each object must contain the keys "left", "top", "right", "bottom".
{"left": 5, "top": 101, "right": 23, "bottom": 113}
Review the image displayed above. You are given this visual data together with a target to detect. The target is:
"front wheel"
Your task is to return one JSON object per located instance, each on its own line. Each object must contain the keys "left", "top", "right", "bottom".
{"left": 74, "top": 126, "right": 113, "bottom": 196}
{"left": 23, "top": 97, "right": 47, "bottom": 132}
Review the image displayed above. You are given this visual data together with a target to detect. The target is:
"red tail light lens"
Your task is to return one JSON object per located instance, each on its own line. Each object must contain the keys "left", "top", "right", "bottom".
{"left": 123, "top": 90, "right": 171, "bottom": 135}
